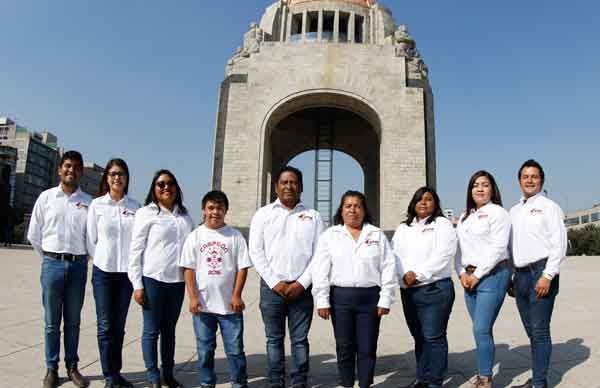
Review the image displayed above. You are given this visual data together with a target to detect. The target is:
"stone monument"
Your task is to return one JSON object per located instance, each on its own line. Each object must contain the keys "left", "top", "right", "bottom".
{"left": 212, "top": 0, "right": 435, "bottom": 232}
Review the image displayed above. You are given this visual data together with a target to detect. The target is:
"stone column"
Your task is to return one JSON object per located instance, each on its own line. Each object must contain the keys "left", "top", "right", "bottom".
{"left": 333, "top": 9, "right": 340, "bottom": 42}
{"left": 317, "top": 9, "right": 323, "bottom": 41}
{"left": 302, "top": 9, "right": 307, "bottom": 40}
{"left": 279, "top": 5, "right": 288, "bottom": 42}
{"left": 286, "top": 9, "right": 292, "bottom": 41}
{"left": 349, "top": 12, "right": 355, "bottom": 43}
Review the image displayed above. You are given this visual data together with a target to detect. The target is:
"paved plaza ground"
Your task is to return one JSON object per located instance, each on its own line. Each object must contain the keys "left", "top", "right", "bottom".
{"left": 0, "top": 247, "right": 596, "bottom": 387}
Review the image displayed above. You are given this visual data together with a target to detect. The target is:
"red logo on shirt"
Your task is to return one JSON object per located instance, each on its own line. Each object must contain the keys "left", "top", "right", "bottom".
{"left": 530, "top": 208, "right": 543, "bottom": 215}
{"left": 298, "top": 214, "right": 313, "bottom": 221}
{"left": 478, "top": 213, "right": 488, "bottom": 219}
{"left": 75, "top": 202, "right": 88, "bottom": 209}
{"left": 122, "top": 209, "right": 136, "bottom": 217}
{"left": 365, "top": 238, "right": 379, "bottom": 246}
{"left": 200, "top": 241, "right": 228, "bottom": 276}
{"left": 422, "top": 227, "right": 435, "bottom": 233}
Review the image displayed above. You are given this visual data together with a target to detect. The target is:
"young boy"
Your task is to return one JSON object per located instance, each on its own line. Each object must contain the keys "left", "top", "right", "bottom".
{"left": 179, "top": 190, "right": 251, "bottom": 388}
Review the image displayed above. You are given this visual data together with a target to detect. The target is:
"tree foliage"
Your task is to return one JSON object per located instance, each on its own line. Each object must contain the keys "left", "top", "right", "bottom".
{"left": 568, "top": 224, "right": 600, "bottom": 256}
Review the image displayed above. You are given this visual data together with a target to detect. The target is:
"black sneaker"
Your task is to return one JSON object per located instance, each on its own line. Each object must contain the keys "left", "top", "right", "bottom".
{"left": 116, "top": 373, "right": 134, "bottom": 388}
{"left": 67, "top": 366, "right": 90, "bottom": 388}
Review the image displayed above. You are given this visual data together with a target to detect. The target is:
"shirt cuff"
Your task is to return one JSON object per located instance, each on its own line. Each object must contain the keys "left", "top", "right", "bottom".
{"left": 263, "top": 274, "right": 282, "bottom": 289}
{"left": 316, "top": 296, "right": 330, "bottom": 309}
{"left": 132, "top": 279, "right": 144, "bottom": 290}
{"left": 377, "top": 295, "right": 392, "bottom": 309}
{"left": 297, "top": 272, "right": 312, "bottom": 289}
{"left": 473, "top": 267, "right": 486, "bottom": 280}
{"left": 542, "top": 271, "right": 555, "bottom": 280}
{"left": 415, "top": 271, "right": 428, "bottom": 283}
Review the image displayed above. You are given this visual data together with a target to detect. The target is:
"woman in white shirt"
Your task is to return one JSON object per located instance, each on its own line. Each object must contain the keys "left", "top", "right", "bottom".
{"left": 87, "top": 158, "right": 140, "bottom": 388}
{"left": 312, "top": 190, "right": 396, "bottom": 388}
{"left": 392, "top": 187, "right": 457, "bottom": 388}
{"left": 128, "top": 170, "right": 194, "bottom": 388}
{"left": 456, "top": 171, "right": 511, "bottom": 388}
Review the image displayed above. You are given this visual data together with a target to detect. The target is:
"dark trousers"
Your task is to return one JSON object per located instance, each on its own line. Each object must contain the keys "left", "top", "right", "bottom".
{"left": 92, "top": 266, "right": 133, "bottom": 382}
{"left": 40, "top": 256, "right": 88, "bottom": 370}
{"left": 401, "top": 278, "right": 455, "bottom": 388}
{"left": 259, "top": 280, "right": 313, "bottom": 386}
{"left": 514, "top": 259, "right": 559, "bottom": 388}
{"left": 330, "top": 286, "right": 381, "bottom": 388}
{"left": 141, "top": 276, "right": 185, "bottom": 383}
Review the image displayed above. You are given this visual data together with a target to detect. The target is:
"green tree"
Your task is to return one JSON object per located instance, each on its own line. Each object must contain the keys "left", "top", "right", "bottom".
{"left": 568, "top": 225, "right": 600, "bottom": 255}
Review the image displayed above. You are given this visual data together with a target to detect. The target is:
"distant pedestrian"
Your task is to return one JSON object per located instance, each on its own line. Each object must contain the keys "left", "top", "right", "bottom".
{"left": 4, "top": 205, "right": 15, "bottom": 247}
{"left": 128, "top": 170, "right": 194, "bottom": 388}
{"left": 27, "top": 150, "right": 92, "bottom": 388}
{"left": 312, "top": 190, "right": 396, "bottom": 388}
{"left": 86, "top": 158, "right": 140, "bottom": 388}
{"left": 509, "top": 160, "right": 567, "bottom": 388}
{"left": 179, "top": 190, "right": 251, "bottom": 388}
{"left": 392, "top": 187, "right": 457, "bottom": 388}
{"left": 455, "top": 170, "right": 512, "bottom": 388}
{"left": 249, "top": 166, "right": 324, "bottom": 388}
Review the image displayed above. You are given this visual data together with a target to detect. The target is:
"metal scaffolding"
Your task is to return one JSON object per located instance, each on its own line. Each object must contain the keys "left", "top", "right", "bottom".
{"left": 314, "top": 117, "right": 334, "bottom": 226}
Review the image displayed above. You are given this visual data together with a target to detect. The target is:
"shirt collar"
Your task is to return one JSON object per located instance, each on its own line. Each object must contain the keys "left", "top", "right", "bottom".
{"left": 101, "top": 193, "right": 128, "bottom": 205}
{"left": 521, "top": 192, "right": 543, "bottom": 205}
{"left": 273, "top": 198, "right": 305, "bottom": 212}
{"left": 412, "top": 216, "right": 431, "bottom": 226}
{"left": 55, "top": 185, "right": 83, "bottom": 198}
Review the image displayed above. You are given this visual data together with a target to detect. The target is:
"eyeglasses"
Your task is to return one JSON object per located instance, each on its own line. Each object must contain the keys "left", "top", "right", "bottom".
{"left": 108, "top": 171, "right": 126, "bottom": 178}
{"left": 156, "top": 181, "right": 175, "bottom": 189}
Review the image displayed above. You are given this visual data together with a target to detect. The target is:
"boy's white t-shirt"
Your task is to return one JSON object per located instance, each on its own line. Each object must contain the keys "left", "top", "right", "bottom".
{"left": 179, "top": 224, "right": 252, "bottom": 315}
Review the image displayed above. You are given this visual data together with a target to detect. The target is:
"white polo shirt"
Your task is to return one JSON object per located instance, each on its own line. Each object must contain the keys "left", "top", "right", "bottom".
{"left": 27, "top": 185, "right": 92, "bottom": 257}
{"left": 311, "top": 223, "right": 397, "bottom": 309}
{"left": 86, "top": 193, "right": 141, "bottom": 273}
{"left": 392, "top": 216, "right": 457, "bottom": 288}
{"left": 510, "top": 193, "right": 567, "bottom": 277}
{"left": 179, "top": 224, "right": 252, "bottom": 315}
{"left": 128, "top": 203, "right": 194, "bottom": 290}
{"left": 249, "top": 199, "right": 325, "bottom": 289}
{"left": 455, "top": 203, "right": 511, "bottom": 279}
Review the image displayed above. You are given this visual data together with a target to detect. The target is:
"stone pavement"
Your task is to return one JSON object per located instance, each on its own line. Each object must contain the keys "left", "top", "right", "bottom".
{"left": 0, "top": 248, "right": 596, "bottom": 388}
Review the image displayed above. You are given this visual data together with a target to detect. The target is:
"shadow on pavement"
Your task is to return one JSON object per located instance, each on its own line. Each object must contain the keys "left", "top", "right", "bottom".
{"left": 80, "top": 338, "right": 589, "bottom": 387}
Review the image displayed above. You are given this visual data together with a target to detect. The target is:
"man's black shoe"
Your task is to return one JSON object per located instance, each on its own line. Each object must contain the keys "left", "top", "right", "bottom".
{"left": 162, "top": 375, "right": 183, "bottom": 388}
{"left": 401, "top": 380, "right": 428, "bottom": 388}
{"left": 43, "top": 369, "right": 59, "bottom": 388}
{"left": 116, "top": 373, "right": 134, "bottom": 388}
{"left": 67, "top": 366, "right": 90, "bottom": 388}
{"left": 104, "top": 381, "right": 118, "bottom": 388}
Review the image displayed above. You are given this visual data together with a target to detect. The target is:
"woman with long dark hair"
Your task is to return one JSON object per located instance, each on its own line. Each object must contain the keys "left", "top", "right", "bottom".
{"left": 128, "top": 170, "right": 194, "bottom": 388}
{"left": 391, "top": 187, "right": 456, "bottom": 388}
{"left": 312, "top": 190, "right": 396, "bottom": 388}
{"left": 455, "top": 171, "right": 511, "bottom": 388}
{"left": 87, "top": 158, "right": 140, "bottom": 388}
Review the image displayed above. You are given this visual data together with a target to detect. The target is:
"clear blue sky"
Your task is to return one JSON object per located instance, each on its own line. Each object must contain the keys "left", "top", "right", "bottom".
{"left": 1, "top": 0, "right": 598, "bottom": 223}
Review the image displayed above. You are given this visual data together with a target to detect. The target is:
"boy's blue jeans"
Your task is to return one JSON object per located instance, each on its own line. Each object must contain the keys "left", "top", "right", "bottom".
{"left": 193, "top": 312, "right": 248, "bottom": 388}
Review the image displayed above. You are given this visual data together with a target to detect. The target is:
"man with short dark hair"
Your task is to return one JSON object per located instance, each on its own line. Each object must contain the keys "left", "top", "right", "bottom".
{"left": 249, "top": 166, "right": 325, "bottom": 388}
{"left": 28, "top": 150, "right": 92, "bottom": 388}
{"left": 509, "top": 159, "right": 567, "bottom": 388}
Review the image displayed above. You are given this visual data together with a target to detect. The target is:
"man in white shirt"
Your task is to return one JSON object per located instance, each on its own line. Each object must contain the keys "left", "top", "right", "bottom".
{"left": 249, "top": 166, "right": 325, "bottom": 388}
{"left": 27, "top": 151, "right": 92, "bottom": 388}
{"left": 509, "top": 159, "right": 567, "bottom": 388}
{"left": 180, "top": 190, "right": 251, "bottom": 388}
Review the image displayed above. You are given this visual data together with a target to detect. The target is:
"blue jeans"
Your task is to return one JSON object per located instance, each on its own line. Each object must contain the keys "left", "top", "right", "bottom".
{"left": 141, "top": 276, "right": 185, "bottom": 383}
{"left": 514, "top": 259, "right": 559, "bottom": 388}
{"left": 464, "top": 265, "right": 511, "bottom": 377}
{"left": 401, "top": 278, "right": 455, "bottom": 388}
{"left": 193, "top": 312, "right": 248, "bottom": 387}
{"left": 40, "top": 256, "right": 88, "bottom": 370}
{"left": 92, "top": 266, "right": 133, "bottom": 382}
{"left": 330, "top": 286, "right": 381, "bottom": 388}
{"left": 259, "top": 280, "right": 313, "bottom": 386}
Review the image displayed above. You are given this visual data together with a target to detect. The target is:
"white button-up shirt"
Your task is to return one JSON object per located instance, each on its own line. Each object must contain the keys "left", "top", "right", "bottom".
{"left": 179, "top": 224, "right": 252, "bottom": 315}
{"left": 128, "top": 203, "right": 194, "bottom": 290}
{"left": 249, "top": 199, "right": 325, "bottom": 289}
{"left": 392, "top": 216, "right": 457, "bottom": 288}
{"left": 455, "top": 203, "right": 511, "bottom": 279}
{"left": 510, "top": 193, "right": 567, "bottom": 277}
{"left": 27, "top": 185, "right": 92, "bottom": 257}
{"left": 311, "top": 223, "right": 396, "bottom": 309}
{"left": 86, "top": 193, "right": 141, "bottom": 273}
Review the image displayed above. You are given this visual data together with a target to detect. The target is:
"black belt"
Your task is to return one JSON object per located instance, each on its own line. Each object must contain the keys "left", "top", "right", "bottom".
{"left": 515, "top": 258, "right": 548, "bottom": 272}
{"left": 44, "top": 251, "right": 87, "bottom": 262}
{"left": 466, "top": 259, "right": 510, "bottom": 275}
